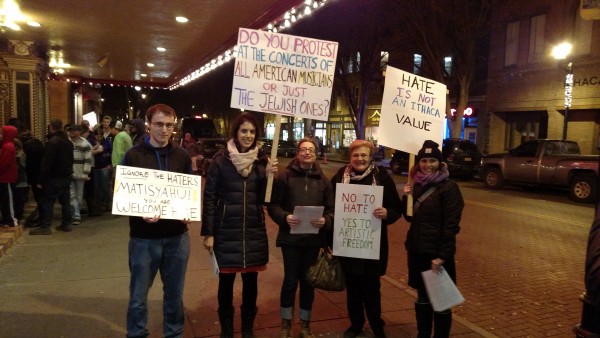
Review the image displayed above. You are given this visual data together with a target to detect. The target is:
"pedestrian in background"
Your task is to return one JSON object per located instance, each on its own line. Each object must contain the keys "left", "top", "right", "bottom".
{"left": 21, "top": 130, "right": 44, "bottom": 227}
{"left": 0, "top": 125, "right": 18, "bottom": 227}
{"left": 92, "top": 125, "right": 113, "bottom": 214}
{"left": 181, "top": 132, "right": 200, "bottom": 173}
{"left": 129, "top": 118, "right": 148, "bottom": 145}
{"left": 81, "top": 120, "right": 96, "bottom": 215}
{"left": 201, "top": 112, "right": 277, "bottom": 338}
{"left": 67, "top": 124, "right": 92, "bottom": 225}
{"left": 111, "top": 120, "right": 133, "bottom": 168}
{"left": 12, "top": 138, "right": 28, "bottom": 225}
{"left": 330, "top": 139, "right": 403, "bottom": 338}
{"left": 122, "top": 104, "right": 193, "bottom": 338}
{"left": 403, "top": 140, "right": 464, "bottom": 338}
{"left": 30, "top": 119, "right": 74, "bottom": 235}
{"left": 267, "top": 137, "right": 334, "bottom": 338}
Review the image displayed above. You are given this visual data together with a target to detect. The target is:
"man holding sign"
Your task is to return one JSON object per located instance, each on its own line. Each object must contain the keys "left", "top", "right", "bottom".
{"left": 331, "top": 140, "right": 403, "bottom": 338}
{"left": 121, "top": 104, "right": 193, "bottom": 338}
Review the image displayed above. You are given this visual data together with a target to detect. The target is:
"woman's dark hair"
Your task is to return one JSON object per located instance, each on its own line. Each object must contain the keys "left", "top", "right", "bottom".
{"left": 230, "top": 112, "right": 261, "bottom": 151}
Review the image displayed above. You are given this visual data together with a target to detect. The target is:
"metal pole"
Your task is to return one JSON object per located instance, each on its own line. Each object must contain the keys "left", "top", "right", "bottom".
{"left": 563, "top": 62, "right": 573, "bottom": 140}
{"left": 563, "top": 107, "right": 569, "bottom": 140}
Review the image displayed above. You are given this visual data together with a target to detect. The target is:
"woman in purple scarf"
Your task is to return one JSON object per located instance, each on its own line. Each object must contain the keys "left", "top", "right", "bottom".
{"left": 403, "top": 140, "right": 464, "bottom": 338}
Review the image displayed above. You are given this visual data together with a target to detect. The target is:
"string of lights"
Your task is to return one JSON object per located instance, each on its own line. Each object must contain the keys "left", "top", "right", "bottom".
{"left": 169, "top": 0, "right": 329, "bottom": 90}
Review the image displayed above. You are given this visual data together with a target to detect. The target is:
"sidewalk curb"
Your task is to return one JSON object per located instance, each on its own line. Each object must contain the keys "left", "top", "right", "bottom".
{"left": 0, "top": 225, "right": 23, "bottom": 258}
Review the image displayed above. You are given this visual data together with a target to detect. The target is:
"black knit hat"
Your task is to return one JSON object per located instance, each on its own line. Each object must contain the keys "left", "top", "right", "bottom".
{"left": 416, "top": 140, "right": 443, "bottom": 162}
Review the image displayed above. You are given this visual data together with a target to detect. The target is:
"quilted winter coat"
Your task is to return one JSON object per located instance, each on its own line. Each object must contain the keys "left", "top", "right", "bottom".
{"left": 201, "top": 149, "right": 269, "bottom": 269}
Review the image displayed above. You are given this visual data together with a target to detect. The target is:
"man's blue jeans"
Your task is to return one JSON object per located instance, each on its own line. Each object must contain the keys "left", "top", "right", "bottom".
{"left": 69, "top": 179, "right": 86, "bottom": 221}
{"left": 126, "top": 232, "right": 190, "bottom": 338}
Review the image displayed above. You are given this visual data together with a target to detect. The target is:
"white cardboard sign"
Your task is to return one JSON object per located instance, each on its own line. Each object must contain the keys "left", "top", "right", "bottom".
{"left": 231, "top": 28, "right": 338, "bottom": 121}
{"left": 333, "top": 183, "right": 383, "bottom": 260}
{"left": 378, "top": 66, "right": 446, "bottom": 155}
{"left": 112, "top": 165, "right": 201, "bottom": 221}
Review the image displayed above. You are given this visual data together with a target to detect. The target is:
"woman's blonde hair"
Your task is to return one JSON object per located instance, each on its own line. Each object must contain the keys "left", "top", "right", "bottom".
{"left": 349, "top": 139, "right": 375, "bottom": 156}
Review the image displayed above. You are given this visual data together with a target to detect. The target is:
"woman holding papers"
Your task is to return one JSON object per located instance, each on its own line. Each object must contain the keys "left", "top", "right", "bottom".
{"left": 403, "top": 140, "right": 464, "bottom": 338}
{"left": 267, "top": 137, "right": 334, "bottom": 338}
{"left": 201, "top": 113, "right": 277, "bottom": 338}
{"left": 330, "top": 139, "right": 403, "bottom": 338}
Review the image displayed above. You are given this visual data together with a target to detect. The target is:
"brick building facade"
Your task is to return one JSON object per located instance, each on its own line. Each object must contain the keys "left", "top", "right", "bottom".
{"left": 485, "top": 0, "right": 600, "bottom": 154}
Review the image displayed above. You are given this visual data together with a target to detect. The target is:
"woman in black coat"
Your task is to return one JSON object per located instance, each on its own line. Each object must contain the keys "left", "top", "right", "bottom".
{"left": 201, "top": 113, "right": 277, "bottom": 338}
{"left": 330, "top": 140, "right": 403, "bottom": 338}
{"left": 267, "top": 137, "right": 334, "bottom": 338}
{"left": 403, "top": 140, "right": 464, "bottom": 338}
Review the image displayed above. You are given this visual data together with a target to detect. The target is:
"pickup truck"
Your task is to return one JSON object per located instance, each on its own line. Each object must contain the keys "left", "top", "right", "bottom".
{"left": 480, "top": 140, "right": 599, "bottom": 203}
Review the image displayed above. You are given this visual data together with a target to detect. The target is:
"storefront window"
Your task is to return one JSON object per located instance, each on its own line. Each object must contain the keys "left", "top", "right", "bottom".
{"left": 315, "top": 122, "right": 327, "bottom": 145}
{"left": 343, "top": 128, "right": 356, "bottom": 147}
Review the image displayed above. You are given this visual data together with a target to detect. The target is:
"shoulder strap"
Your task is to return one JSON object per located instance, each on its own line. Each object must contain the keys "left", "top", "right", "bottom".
{"left": 414, "top": 185, "right": 438, "bottom": 211}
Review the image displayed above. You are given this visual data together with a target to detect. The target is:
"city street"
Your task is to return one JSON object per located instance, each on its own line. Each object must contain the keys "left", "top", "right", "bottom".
{"left": 319, "top": 158, "right": 594, "bottom": 337}
{"left": 0, "top": 157, "right": 594, "bottom": 337}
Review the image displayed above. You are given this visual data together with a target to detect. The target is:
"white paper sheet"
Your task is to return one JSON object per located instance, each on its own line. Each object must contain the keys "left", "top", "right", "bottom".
{"left": 210, "top": 252, "right": 220, "bottom": 277}
{"left": 421, "top": 268, "right": 465, "bottom": 312}
{"left": 291, "top": 206, "right": 324, "bottom": 234}
{"left": 332, "top": 184, "right": 383, "bottom": 260}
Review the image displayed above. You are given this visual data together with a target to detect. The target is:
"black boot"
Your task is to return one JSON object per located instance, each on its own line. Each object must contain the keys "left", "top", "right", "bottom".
{"left": 415, "top": 301, "right": 433, "bottom": 338}
{"left": 433, "top": 310, "right": 452, "bottom": 338}
{"left": 218, "top": 307, "right": 234, "bottom": 338}
{"left": 241, "top": 306, "right": 257, "bottom": 338}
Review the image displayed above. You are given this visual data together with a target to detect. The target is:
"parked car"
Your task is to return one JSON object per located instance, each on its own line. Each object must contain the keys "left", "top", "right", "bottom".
{"left": 442, "top": 138, "right": 482, "bottom": 179}
{"left": 261, "top": 139, "right": 297, "bottom": 158}
{"left": 479, "top": 139, "right": 598, "bottom": 203}
{"left": 389, "top": 138, "right": 482, "bottom": 180}
{"left": 389, "top": 150, "right": 410, "bottom": 175}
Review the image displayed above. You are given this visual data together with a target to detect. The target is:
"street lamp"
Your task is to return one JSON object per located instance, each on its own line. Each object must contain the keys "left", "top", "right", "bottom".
{"left": 551, "top": 42, "right": 573, "bottom": 140}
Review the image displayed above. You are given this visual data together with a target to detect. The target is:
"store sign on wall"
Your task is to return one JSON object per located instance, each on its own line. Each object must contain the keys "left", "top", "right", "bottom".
{"left": 574, "top": 76, "right": 600, "bottom": 86}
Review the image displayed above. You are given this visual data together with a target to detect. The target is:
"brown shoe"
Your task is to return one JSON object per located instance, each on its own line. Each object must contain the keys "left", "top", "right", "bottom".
{"left": 55, "top": 225, "right": 73, "bottom": 232}
{"left": 300, "top": 320, "right": 315, "bottom": 338}
{"left": 280, "top": 319, "right": 292, "bottom": 338}
{"left": 29, "top": 227, "right": 51, "bottom": 235}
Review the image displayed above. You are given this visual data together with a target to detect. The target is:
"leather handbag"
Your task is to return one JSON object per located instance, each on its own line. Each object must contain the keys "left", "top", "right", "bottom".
{"left": 306, "top": 247, "right": 345, "bottom": 291}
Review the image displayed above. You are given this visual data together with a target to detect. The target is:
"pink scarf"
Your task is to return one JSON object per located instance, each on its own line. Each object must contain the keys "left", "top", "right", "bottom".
{"left": 227, "top": 139, "right": 258, "bottom": 178}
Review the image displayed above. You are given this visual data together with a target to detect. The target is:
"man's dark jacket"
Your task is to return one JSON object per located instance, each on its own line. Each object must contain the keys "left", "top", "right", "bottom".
{"left": 121, "top": 135, "right": 192, "bottom": 239}
{"left": 38, "top": 130, "right": 73, "bottom": 183}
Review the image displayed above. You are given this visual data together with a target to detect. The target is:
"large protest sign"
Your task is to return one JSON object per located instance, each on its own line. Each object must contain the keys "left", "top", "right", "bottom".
{"left": 112, "top": 165, "right": 201, "bottom": 221}
{"left": 333, "top": 183, "right": 383, "bottom": 260}
{"left": 230, "top": 28, "right": 338, "bottom": 121}
{"left": 378, "top": 66, "right": 446, "bottom": 155}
